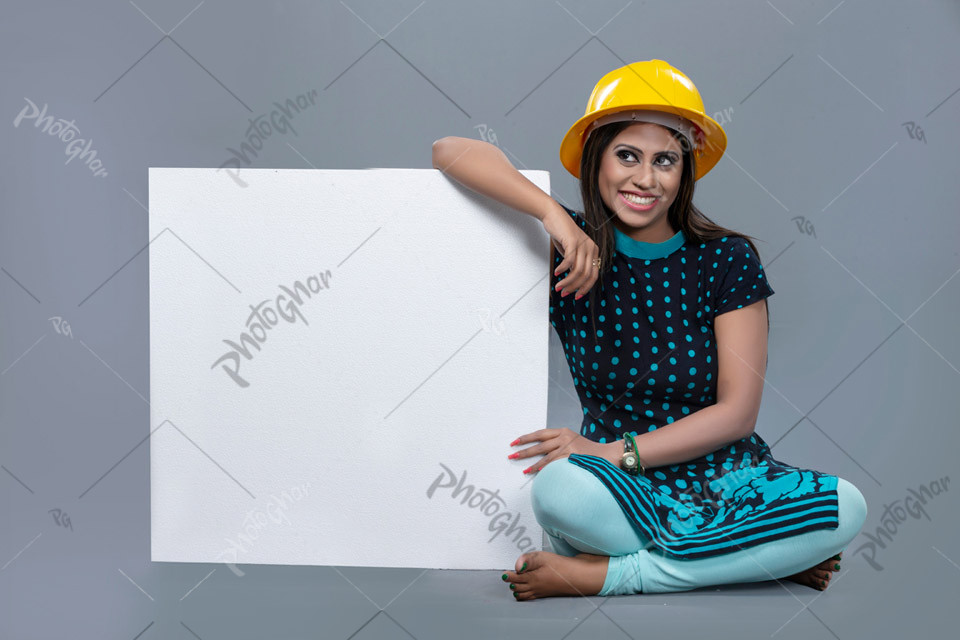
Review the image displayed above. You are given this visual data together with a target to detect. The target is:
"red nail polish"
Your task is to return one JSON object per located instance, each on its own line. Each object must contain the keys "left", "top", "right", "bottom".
{"left": 508, "top": 453, "right": 519, "bottom": 460}
{"left": 523, "top": 468, "right": 531, "bottom": 474}
{"left": 510, "top": 438, "right": 520, "bottom": 446}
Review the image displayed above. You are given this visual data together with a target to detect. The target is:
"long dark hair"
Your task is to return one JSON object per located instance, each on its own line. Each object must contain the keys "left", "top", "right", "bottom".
{"left": 573, "top": 120, "right": 771, "bottom": 340}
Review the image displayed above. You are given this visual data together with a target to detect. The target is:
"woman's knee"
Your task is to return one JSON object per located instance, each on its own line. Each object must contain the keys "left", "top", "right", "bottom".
{"left": 530, "top": 459, "right": 573, "bottom": 527}
{"left": 531, "top": 458, "right": 650, "bottom": 556}
{"left": 530, "top": 458, "right": 598, "bottom": 530}
{"left": 835, "top": 477, "right": 868, "bottom": 542}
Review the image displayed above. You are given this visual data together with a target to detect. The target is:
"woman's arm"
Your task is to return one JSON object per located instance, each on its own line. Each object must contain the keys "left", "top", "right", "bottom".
{"left": 433, "top": 137, "right": 601, "bottom": 297}
{"left": 592, "top": 300, "right": 769, "bottom": 470}
{"left": 431, "top": 136, "right": 563, "bottom": 223}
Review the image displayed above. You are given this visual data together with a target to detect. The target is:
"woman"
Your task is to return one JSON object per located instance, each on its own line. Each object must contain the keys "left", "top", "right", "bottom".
{"left": 432, "top": 60, "right": 866, "bottom": 600}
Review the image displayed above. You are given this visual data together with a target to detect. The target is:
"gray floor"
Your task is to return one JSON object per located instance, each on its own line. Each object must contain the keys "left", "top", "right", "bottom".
{"left": 3, "top": 543, "right": 945, "bottom": 639}
{"left": 3, "top": 1, "right": 959, "bottom": 638}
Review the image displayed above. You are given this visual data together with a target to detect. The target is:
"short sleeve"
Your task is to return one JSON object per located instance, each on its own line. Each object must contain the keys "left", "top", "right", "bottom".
{"left": 712, "top": 237, "right": 775, "bottom": 316}
{"left": 548, "top": 201, "right": 585, "bottom": 335}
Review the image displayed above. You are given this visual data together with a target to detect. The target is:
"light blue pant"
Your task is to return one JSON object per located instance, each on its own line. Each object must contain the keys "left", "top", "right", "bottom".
{"left": 531, "top": 457, "right": 868, "bottom": 595}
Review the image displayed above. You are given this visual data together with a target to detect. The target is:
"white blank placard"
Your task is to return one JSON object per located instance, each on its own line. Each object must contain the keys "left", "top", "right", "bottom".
{"left": 149, "top": 167, "right": 551, "bottom": 570}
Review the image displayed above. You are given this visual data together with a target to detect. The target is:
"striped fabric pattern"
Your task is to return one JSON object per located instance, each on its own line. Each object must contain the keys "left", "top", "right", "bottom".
{"left": 567, "top": 452, "right": 840, "bottom": 559}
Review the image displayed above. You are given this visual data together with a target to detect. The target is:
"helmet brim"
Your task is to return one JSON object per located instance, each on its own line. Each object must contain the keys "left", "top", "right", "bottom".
{"left": 559, "top": 105, "right": 727, "bottom": 181}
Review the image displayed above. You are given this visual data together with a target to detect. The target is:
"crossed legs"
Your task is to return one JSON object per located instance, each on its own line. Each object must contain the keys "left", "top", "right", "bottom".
{"left": 530, "top": 457, "right": 867, "bottom": 595}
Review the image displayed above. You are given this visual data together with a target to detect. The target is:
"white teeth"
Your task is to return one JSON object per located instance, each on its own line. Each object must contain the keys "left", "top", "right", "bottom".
{"left": 622, "top": 193, "right": 657, "bottom": 205}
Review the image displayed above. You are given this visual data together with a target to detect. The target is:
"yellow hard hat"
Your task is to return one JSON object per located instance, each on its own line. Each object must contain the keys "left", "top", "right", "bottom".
{"left": 559, "top": 59, "right": 727, "bottom": 181}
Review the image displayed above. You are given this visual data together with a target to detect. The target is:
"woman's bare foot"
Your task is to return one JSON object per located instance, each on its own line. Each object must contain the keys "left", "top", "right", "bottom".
{"left": 785, "top": 551, "right": 843, "bottom": 590}
{"left": 501, "top": 550, "right": 609, "bottom": 601}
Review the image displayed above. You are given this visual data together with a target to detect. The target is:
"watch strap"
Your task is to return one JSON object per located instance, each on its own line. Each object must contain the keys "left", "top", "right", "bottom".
{"left": 623, "top": 432, "right": 645, "bottom": 476}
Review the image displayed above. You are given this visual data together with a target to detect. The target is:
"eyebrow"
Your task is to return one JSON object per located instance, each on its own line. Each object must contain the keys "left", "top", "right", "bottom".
{"left": 615, "top": 143, "right": 680, "bottom": 155}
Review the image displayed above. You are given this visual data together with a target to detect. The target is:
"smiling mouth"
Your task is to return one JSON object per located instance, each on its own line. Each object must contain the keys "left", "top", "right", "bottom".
{"left": 620, "top": 191, "right": 657, "bottom": 206}
{"left": 619, "top": 192, "right": 659, "bottom": 206}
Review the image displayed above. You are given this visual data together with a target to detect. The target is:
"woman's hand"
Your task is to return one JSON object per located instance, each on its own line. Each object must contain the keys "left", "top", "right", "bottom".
{"left": 508, "top": 428, "right": 606, "bottom": 474}
{"left": 541, "top": 207, "right": 601, "bottom": 299}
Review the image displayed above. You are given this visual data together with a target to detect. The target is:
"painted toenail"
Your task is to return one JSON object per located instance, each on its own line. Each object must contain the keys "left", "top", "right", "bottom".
{"left": 834, "top": 563, "right": 840, "bottom": 570}
{"left": 820, "top": 580, "right": 826, "bottom": 587}
{"left": 519, "top": 561, "right": 527, "bottom": 573}
{"left": 501, "top": 573, "right": 508, "bottom": 581}
{"left": 832, "top": 554, "right": 841, "bottom": 560}
{"left": 510, "top": 584, "right": 516, "bottom": 590}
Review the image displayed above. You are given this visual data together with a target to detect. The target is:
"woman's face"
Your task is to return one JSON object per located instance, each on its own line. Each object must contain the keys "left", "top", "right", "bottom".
{"left": 597, "top": 122, "right": 684, "bottom": 243}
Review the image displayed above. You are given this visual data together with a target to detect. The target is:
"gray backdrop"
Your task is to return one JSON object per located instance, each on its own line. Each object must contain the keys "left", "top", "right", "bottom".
{"left": 2, "top": 0, "right": 958, "bottom": 638}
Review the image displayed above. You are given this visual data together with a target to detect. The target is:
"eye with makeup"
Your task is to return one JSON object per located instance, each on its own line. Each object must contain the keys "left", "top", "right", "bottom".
{"left": 616, "top": 149, "right": 677, "bottom": 167}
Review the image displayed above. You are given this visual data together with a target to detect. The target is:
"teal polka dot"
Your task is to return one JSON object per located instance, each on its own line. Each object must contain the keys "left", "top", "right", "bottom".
{"left": 547, "top": 227, "right": 772, "bottom": 492}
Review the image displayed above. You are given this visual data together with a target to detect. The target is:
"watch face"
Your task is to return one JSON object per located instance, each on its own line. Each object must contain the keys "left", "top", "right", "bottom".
{"left": 624, "top": 454, "right": 637, "bottom": 466}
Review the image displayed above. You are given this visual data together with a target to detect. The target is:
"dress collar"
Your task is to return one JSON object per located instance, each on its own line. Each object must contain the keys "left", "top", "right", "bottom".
{"left": 614, "top": 226, "right": 686, "bottom": 259}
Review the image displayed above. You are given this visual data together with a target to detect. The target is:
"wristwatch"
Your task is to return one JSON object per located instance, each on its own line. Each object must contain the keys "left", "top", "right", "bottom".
{"left": 620, "top": 432, "right": 645, "bottom": 477}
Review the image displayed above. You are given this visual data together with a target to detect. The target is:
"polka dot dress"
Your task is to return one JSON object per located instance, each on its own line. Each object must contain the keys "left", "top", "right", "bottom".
{"left": 550, "top": 202, "right": 840, "bottom": 559}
